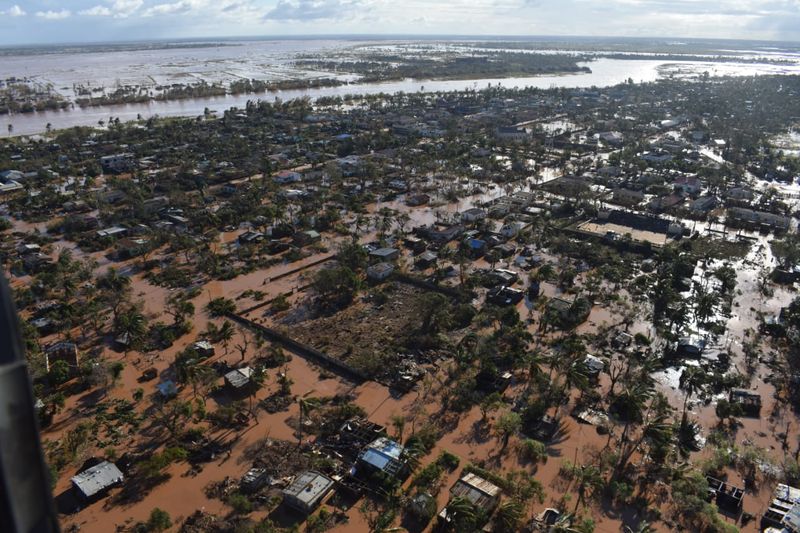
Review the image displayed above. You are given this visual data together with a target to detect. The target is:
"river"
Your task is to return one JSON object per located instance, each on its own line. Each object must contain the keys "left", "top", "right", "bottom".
{"left": 4, "top": 42, "right": 800, "bottom": 137}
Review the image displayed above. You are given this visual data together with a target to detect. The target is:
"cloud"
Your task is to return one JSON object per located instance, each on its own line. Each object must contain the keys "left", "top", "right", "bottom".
{"left": 111, "top": 0, "right": 145, "bottom": 18}
{"left": 142, "top": 0, "right": 210, "bottom": 17}
{"left": 35, "top": 10, "right": 71, "bottom": 20}
{"left": 3, "top": 4, "right": 25, "bottom": 17}
{"left": 264, "top": 0, "right": 364, "bottom": 21}
{"left": 80, "top": 5, "right": 114, "bottom": 16}
{"left": 80, "top": 0, "right": 143, "bottom": 17}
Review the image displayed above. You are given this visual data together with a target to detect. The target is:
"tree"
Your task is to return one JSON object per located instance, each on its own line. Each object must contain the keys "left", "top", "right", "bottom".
{"left": 494, "top": 499, "right": 524, "bottom": 531}
{"left": 97, "top": 267, "right": 131, "bottom": 323}
{"left": 679, "top": 366, "right": 704, "bottom": 427}
{"left": 571, "top": 463, "right": 603, "bottom": 512}
{"left": 206, "top": 297, "right": 236, "bottom": 317}
{"left": 153, "top": 400, "right": 193, "bottom": 441}
{"left": 419, "top": 292, "right": 450, "bottom": 334}
{"left": 494, "top": 411, "right": 522, "bottom": 451}
{"left": 146, "top": 508, "right": 172, "bottom": 532}
{"left": 313, "top": 266, "right": 360, "bottom": 307}
{"left": 337, "top": 240, "right": 368, "bottom": 271}
{"left": 278, "top": 368, "right": 293, "bottom": 396}
{"left": 114, "top": 305, "right": 148, "bottom": 352}
{"left": 217, "top": 320, "right": 234, "bottom": 354}
{"left": 479, "top": 392, "right": 503, "bottom": 422}
{"left": 443, "top": 496, "right": 476, "bottom": 531}
{"left": 390, "top": 414, "right": 406, "bottom": 441}
{"left": 297, "top": 396, "right": 321, "bottom": 444}
{"left": 234, "top": 324, "right": 256, "bottom": 362}
{"left": 165, "top": 293, "right": 194, "bottom": 326}
{"left": 772, "top": 233, "right": 800, "bottom": 270}
{"left": 48, "top": 360, "right": 71, "bottom": 385}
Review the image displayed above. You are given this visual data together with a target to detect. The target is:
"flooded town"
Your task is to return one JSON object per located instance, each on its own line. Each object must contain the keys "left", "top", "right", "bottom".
{"left": 2, "top": 35, "right": 800, "bottom": 533}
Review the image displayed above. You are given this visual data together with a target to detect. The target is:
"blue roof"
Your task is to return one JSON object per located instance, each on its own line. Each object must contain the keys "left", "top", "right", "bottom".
{"left": 359, "top": 437, "right": 404, "bottom": 472}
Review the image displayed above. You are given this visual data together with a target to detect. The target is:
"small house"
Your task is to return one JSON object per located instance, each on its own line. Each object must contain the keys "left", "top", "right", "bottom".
{"left": 44, "top": 342, "right": 79, "bottom": 372}
{"left": 729, "top": 389, "right": 761, "bottom": 417}
{"left": 707, "top": 476, "right": 744, "bottom": 513}
{"left": 241, "top": 467, "right": 270, "bottom": 493}
{"left": 415, "top": 251, "right": 438, "bottom": 269}
{"left": 156, "top": 380, "right": 178, "bottom": 398}
{"left": 612, "top": 188, "right": 645, "bottom": 206}
{"left": 406, "top": 193, "right": 430, "bottom": 207}
{"left": 690, "top": 195, "right": 717, "bottom": 213}
{"left": 367, "top": 262, "right": 395, "bottom": 281}
{"left": 465, "top": 238, "right": 487, "bottom": 258}
{"left": 403, "top": 237, "right": 427, "bottom": 254}
{"left": 492, "top": 243, "right": 516, "bottom": 258}
{"left": 461, "top": 208, "right": 487, "bottom": 223}
{"left": 487, "top": 286, "right": 524, "bottom": 306}
{"left": 612, "top": 331, "right": 634, "bottom": 349}
{"left": 224, "top": 367, "right": 254, "bottom": 390}
{"left": 282, "top": 470, "right": 335, "bottom": 514}
{"left": 439, "top": 472, "right": 502, "bottom": 523}
{"left": 192, "top": 341, "right": 215, "bottom": 358}
{"left": 356, "top": 437, "right": 408, "bottom": 480}
{"left": 293, "top": 230, "right": 321, "bottom": 246}
{"left": 71, "top": 461, "right": 124, "bottom": 501}
{"left": 677, "top": 336, "right": 706, "bottom": 358}
{"left": 582, "top": 354, "right": 605, "bottom": 381}
{"left": 369, "top": 247, "right": 399, "bottom": 262}
{"left": 762, "top": 484, "right": 800, "bottom": 530}
{"left": 238, "top": 231, "right": 265, "bottom": 245}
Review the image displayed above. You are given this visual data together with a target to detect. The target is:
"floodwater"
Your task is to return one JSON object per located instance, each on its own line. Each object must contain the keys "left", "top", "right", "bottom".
{"left": 4, "top": 37, "right": 800, "bottom": 136}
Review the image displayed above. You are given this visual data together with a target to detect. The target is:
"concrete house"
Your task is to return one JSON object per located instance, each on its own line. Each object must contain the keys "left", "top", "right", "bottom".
{"left": 282, "top": 471, "right": 335, "bottom": 514}
{"left": 367, "top": 262, "right": 395, "bottom": 281}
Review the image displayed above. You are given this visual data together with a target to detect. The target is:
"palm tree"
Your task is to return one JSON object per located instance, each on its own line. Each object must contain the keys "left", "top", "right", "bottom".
{"left": 624, "top": 522, "right": 656, "bottom": 533}
{"left": 390, "top": 414, "right": 406, "bottom": 442}
{"left": 297, "top": 396, "right": 320, "bottom": 444}
{"left": 217, "top": 320, "right": 234, "bottom": 354}
{"left": 114, "top": 306, "right": 147, "bottom": 352}
{"left": 525, "top": 350, "right": 546, "bottom": 378}
{"left": 494, "top": 499, "right": 524, "bottom": 531}
{"left": 98, "top": 267, "right": 132, "bottom": 322}
{"left": 443, "top": 496, "right": 476, "bottom": 531}
{"left": 571, "top": 464, "right": 603, "bottom": 512}
{"left": 679, "top": 366, "right": 704, "bottom": 426}
{"left": 186, "top": 364, "right": 215, "bottom": 402}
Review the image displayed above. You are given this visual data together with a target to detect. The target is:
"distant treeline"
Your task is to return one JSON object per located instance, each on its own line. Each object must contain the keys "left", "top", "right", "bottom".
{"left": 229, "top": 77, "right": 345, "bottom": 94}
{"left": 0, "top": 82, "right": 70, "bottom": 115}
{"left": 296, "top": 51, "right": 591, "bottom": 82}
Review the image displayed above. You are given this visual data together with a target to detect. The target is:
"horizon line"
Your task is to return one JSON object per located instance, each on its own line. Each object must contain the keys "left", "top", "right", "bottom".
{"left": 2, "top": 33, "right": 800, "bottom": 49}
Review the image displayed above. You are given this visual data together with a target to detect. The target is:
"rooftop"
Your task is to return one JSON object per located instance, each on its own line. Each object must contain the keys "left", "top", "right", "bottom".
{"left": 71, "top": 461, "right": 123, "bottom": 499}
{"left": 450, "top": 472, "right": 502, "bottom": 509}
{"left": 225, "top": 367, "right": 254, "bottom": 389}
{"left": 283, "top": 470, "right": 334, "bottom": 508}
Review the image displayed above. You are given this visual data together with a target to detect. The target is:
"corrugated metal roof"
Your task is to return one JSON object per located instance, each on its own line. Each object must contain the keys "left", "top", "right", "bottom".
{"left": 71, "top": 461, "right": 123, "bottom": 498}
{"left": 450, "top": 472, "right": 501, "bottom": 510}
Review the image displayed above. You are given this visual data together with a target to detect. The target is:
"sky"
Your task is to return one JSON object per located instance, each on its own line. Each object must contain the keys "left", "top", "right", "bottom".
{"left": 1, "top": 0, "right": 800, "bottom": 45}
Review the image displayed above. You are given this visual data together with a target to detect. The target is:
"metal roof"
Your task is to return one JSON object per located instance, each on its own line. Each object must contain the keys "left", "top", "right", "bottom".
{"left": 450, "top": 472, "right": 502, "bottom": 510}
{"left": 71, "top": 461, "right": 123, "bottom": 498}
{"left": 359, "top": 437, "right": 405, "bottom": 476}
{"left": 225, "top": 367, "right": 254, "bottom": 389}
{"left": 283, "top": 471, "right": 334, "bottom": 508}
